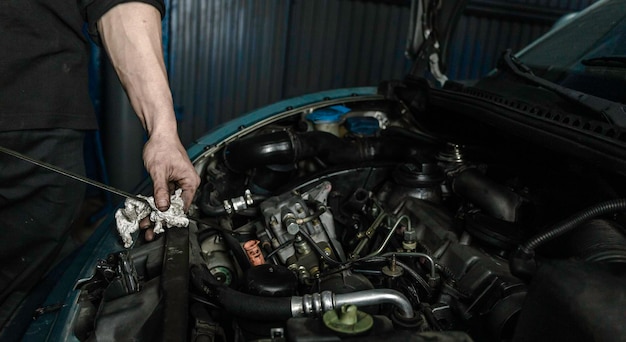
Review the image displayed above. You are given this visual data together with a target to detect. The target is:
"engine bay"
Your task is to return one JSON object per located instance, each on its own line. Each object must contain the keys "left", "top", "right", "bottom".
{"left": 73, "top": 94, "right": 626, "bottom": 341}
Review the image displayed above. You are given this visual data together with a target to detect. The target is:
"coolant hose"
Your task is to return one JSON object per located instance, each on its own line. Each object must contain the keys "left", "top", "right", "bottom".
{"left": 191, "top": 265, "right": 293, "bottom": 320}
{"left": 199, "top": 184, "right": 226, "bottom": 216}
{"left": 223, "top": 130, "right": 421, "bottom": 173}
{"left": 224, "top": 131, "right": 297, "bottom": 173}
{"left": 191, "top": 265, "right": 415, "bottom": 320}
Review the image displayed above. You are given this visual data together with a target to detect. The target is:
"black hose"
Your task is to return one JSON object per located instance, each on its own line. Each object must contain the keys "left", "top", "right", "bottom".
{"left": 265, "top": 239, "right": 294, "bottom": 260}
{"left": 199, "top": 184, "right": 226, "bottom": 216}
{"left": 419, "top": 303, "right": 443, "bottom": 331}
{"left": 395, "top": 259, "right": 433, "bottom": 297}
{"left": 511, "top": 199, "right": 626, "bottom": 281}
{"left": 435, "top": 263, "right": 456, "bottom": 281}
{"left": 522, "top": 199, "right": 626, "bottom": 251}
{"left": 297, "top": 229, "right": 343, "bottom": 266}
{"left": 452, "top": 168, "right": 525, "bottom": 223}
{"left": 358, "top": 257, "right": 432, "bottom": 296}
{"left": 223, "top": 131, "right": 296, "bottom": 173}
{"left": 223, "top": 130, "right": 423, "bottom": 174}
{"left": 563, "top": 219, "right": 626, "bottom": 263}
{"left": 191, "top": 265, "right": 293, "bottom": 321}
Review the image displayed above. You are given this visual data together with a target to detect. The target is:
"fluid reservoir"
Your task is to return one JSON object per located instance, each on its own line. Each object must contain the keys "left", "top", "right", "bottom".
{"left": 345, "top": 116, "right": 380, "bottom": 136}
{"left": 306, "top": 105, "right": 351, "bottom": 136}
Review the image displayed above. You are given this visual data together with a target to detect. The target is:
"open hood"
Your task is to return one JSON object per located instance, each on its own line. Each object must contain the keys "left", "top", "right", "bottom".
{"left": 405, "top": 0, "right": 469, "bottom": 85}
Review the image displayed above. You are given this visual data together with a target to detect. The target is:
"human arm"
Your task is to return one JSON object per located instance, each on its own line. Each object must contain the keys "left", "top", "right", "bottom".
{"left": 97, "top": 3, "right": 200, "bottom": 218}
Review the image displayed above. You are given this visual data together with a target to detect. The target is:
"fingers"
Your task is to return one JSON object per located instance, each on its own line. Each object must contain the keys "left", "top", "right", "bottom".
{"left": 153, "top": 175, "right": 172, "bottom": 211}
{"left": 140, "top": 216, "right": 155, "bottom": 241}
{"left": 155, "top": 164, "right": 199, "bottom": 212}
{"left": 144, "top": 136, "right": 200, "bottom": 213}
{"left": 144, "top": 228, "right": 155, "bottom": 241}
{"left": 139, "top": 216, "right": 151, "bottom": 229}
{"left": 177, "top": 172, "right": 200, "bottom": 212}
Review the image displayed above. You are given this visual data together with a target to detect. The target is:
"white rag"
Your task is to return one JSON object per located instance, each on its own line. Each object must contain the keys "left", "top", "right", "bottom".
{"left": 115, "top": 188, "right": 190, "bottom": 248}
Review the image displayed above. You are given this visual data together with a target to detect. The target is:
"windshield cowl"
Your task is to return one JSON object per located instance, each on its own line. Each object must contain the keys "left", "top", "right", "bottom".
{"left": 467, "top": 50, "right": 626, "bottom": 130}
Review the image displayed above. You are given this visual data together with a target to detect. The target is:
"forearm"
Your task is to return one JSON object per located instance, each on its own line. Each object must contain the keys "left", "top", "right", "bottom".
{"left": 97, "top": 2, "right": 176, "bottom": 139}
{"left": 96, "top": 2, "right": 200, "bottom": 213}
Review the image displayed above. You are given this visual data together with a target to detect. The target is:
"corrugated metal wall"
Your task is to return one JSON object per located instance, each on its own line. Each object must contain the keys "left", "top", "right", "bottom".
{"left": 169, "top": 0, "right": 290, "bottom": 142}
{"left": 282, "top": 1, "right": 411, "bottom": 98}
{"left": 169, "top": 0, "right": 413, "bottom": 145}
{"left": 168, "top": 0, "right": 596, "bottom": 146}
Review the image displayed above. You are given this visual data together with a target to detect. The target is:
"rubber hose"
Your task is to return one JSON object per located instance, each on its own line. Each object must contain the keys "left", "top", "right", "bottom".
{"left": 452, "top": 168, "right": 524, "bottom": 222}
{"left": 296, "top": 131, "right": 419, "bottom": 164}
{"left": 522, "top": 199, "right": 626, "bottom": 251}
{"left": 435, "top": 263, "right": 457, "bottom": 281}
{"left": 394, "top": 259, "right": 433, "bottom": 297}
{"left": 191, "top": 266, "right": 293, "bottom": 321}
{"left": 419, "top": 303, "right": 443, "bottom": 331}
{"left": 223, "top": 131, "right": 297, "bottom": 173}
{"left": 297, "top": 228, "right": 342, "bottom": 266}
{"left": 223, "top": 130, "right": 421, "bottom": 174}
{"left": 199, "top": 184, "right": 226, "bottom": 216}
{"left": 359, "top": 257, "right": 432, "bottom": 296}
{"left": 564, "top": 219, "right": 626, "bottom": 263}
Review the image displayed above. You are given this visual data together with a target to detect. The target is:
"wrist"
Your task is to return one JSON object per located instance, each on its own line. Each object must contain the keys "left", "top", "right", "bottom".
{"left": 141, "top": 102, "right": 178, "bottom": 138}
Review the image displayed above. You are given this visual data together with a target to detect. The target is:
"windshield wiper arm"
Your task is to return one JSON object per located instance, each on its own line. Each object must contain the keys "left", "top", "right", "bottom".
{"left": 581, "top": 56, "right": 626, "bottom": 68}
{"left": 500, "top": 50, "right": 626, "bottom": 127}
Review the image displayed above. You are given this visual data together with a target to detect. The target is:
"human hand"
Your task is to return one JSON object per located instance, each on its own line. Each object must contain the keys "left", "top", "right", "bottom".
{"left": 141, "top": 133, "right": 200, "bottom": 241}
{"left": 98, "top": 2, "right": 200, "bottom": 242}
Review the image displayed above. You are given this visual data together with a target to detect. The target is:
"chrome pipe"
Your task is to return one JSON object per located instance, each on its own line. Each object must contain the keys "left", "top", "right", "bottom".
{"left": 291, "top": 289, "right": 414, "bottom": 319}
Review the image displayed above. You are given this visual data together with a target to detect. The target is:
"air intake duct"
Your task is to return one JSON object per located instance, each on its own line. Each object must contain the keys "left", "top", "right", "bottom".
{"left": 223, "top": 130, "right": 422, "bottom": 174}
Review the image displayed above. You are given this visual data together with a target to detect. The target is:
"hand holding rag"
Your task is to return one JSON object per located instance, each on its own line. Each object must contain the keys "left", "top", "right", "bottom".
{"left": 115, "top": 189, "right": 190, "bottom": 248}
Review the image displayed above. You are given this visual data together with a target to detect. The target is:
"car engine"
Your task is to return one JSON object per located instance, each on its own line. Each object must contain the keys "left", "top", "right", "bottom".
{"left": 74, "top": 93, "right": 626, "bottom": 342}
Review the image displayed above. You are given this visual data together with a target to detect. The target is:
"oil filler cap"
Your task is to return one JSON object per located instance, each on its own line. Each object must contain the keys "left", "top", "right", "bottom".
{"left": 323, "top": 304, "right": 374, "bottom": 336}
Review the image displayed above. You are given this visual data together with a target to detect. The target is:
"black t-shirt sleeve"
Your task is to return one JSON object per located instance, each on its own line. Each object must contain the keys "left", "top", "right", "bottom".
{"left": 78, "top": 0, "right": 166, "bottom": 45}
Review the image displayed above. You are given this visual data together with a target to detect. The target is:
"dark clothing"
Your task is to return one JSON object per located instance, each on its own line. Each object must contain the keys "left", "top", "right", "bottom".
{"left": 0, "top": 0, "right": 165, "bottom": 132}
{"left": 0, "top": 129, "right": 86, "bottom": 327}
{"left": 0, "top": 0, "right": 165, "bottom": 329}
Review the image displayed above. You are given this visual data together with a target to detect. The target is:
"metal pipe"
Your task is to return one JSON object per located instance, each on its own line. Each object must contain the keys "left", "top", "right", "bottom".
{"left": 295, "top": 205, "right": 326, "bottom": 225}
{"left": 291, "top": 289, "right": 414, "bottom": 319}
{"left": 350, "top": 211, "right": 388, "bottom": 258}
{"left": 335, "top": 289, "right": 414, "bottom": 318}
{"left": 358, "top": 255, "right": 434, "bottom": 295}
{"left": 194, "top": 265, "right": 415, "bottom": 320}
{"left": 362, "top": 215, "right": 411, "bottom": 259}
